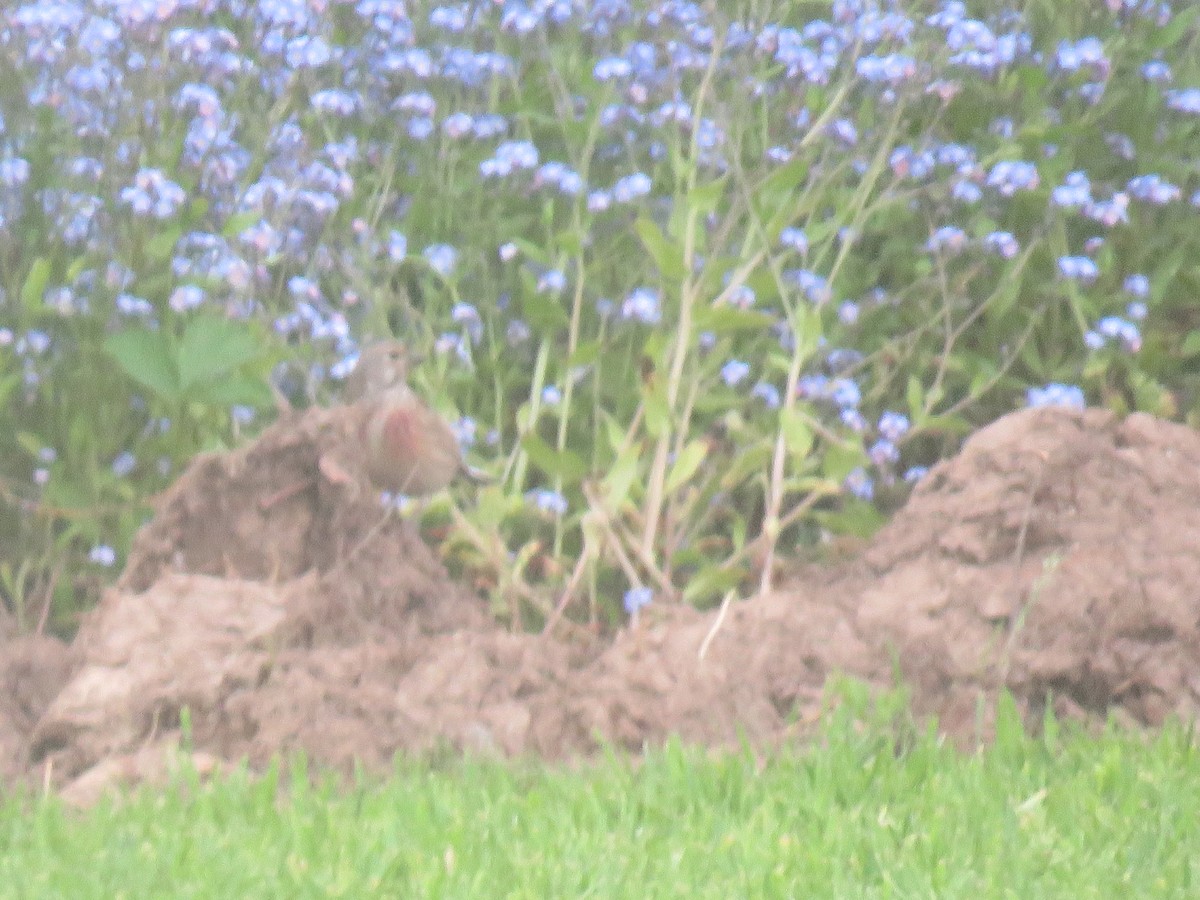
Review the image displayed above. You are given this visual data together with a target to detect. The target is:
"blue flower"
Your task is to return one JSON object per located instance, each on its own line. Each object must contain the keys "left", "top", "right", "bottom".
{"left": 779, "top": 226, "right": 808, "bottom": 254}
{"left": 612, "top": 172, "right": 652, "bottom": 203}
{"left": 1127, "top": 174, "right": 1180, "bottom": 205}
{"left": 878, "top": 412, "right": 910, "bottom": 442}
{"left": 89, "top": 545, "right": 117, "bottom": 567}
{"left": 926, "top": 226, "right": 966, "bottom": 255}
{"left": 451, "top": 416, "right": 476, "bottom": 449}
{"left": 120, "top": 168, "right": 187, "bottom": 219}
{"left": 430, "top": 4, "right": 469, "bottom": 32}
{"left": 443, "top": 111, "right": 475, "bottom": 139}
{"left": 1057, "top": 256, "right": 1098, "bottom": 283}
{"left": 1123, "top": 274, "right": 1150, "bottom": 298}
{"left": 526, "top": 488, "right": 568, "bottom": 515}
{"left": 1095, "top": 316, "right": 1142, "bottom": 352}
{"left": 1026, "top": 383, "right": 1086, "bottom": 410}
{"left": 311, "top": 89, "right": 359, "bottom": 117}
{"left": 116, "top": 294, "right": 153, "bottom": 317}
{"left": 506, "top": 319, "right": 531, "bottom": 346}
{"left": 751, "top": 382, "right": 781, "bottom": 409}
{"left": 1141, "top": 59, "right": 1171, "bottom": 83}
{"left": 0, "top": 157, "right": 30, "bottom": 187}
{"left": 407, "top": 117, "right": 434, "bottom": 140}
{"left": 480, "top": 140, "right": 538, "bottom": 177}
{"left": 1051, "top": 171, "right": 1092, "bottom": 208}
{"left": 537, "top": 269, "right": 566, "bottom": 294}
{"left": 111, "top": 451, "right": 136, "bottom": 477}
{"left": 451, "top": 302, "right": 483, "bottom": 343}
{"left": 986, "top": 160, "right": 1039, "bottom": 196}
{"left": 623, "top": 586, "right": 653, "bottom": 615}
{"left": 1166, "top": 88, "right": 1200, "bottom": 115}
{"left": 1056, "top": 37, "right": 1108, "bottom": 76}
{"left": 855, "top": 53, "right": 917, "bottom": 85}
{"left": 869, "top": 439, "right": 900, "bottom": 467}
{"left": 720, "top": 359, "right": 750, "bottom": 387}
{"left": 830, "top": 377, "right": 861, "bottom": 409}
{"left": 622, "top": 287, "right": 662, "bottom": 325}
{"left": 387, "top": 231, "right": 408, "bottom": 261}
{"left": 169, "top": 285, "right": 206, "bottom": 312}
{"left": 424, "top": 243, "right": 459, "bottom": 277}
{"left": 844, "top": 468, "right": 874, "bottom": 500}
{"left": 840, "top": 408, "right": 868, "bottom": 432}
{"left": 1083, "top": 193, "right": 1129, "bottom": 227}
{"left": 784, "top": 269, "right": 832, "bottom": 305}
{"left": 594, "top": 57, "right": 632, "bottom": 80}
{"left": 951, "top": 180, "right": 982, "bottom": 204}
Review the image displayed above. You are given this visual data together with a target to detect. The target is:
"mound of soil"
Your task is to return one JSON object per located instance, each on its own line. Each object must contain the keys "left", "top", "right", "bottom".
{"left": 5, "top": 405, "right": 1200, "bottom": 802}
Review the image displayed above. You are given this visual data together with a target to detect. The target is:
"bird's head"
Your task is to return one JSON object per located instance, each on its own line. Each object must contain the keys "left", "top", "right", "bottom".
{"left": 345, "top": 339, "right": 414, "bottom": 400}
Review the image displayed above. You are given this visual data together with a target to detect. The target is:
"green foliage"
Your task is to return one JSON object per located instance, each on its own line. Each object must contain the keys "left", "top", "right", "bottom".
{"left": 105, "top": 316, "right": 271, "bottom": 408}
{"left": 2, "top": 1, "right": 1200, "bottom": 627}
{"left": 2, "top": 695, "right": 1199, "bottom": 896}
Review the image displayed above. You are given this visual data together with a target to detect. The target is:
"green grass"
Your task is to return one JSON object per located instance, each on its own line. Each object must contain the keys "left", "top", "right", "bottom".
{"left": 1, "top": 698, "right": 1197, "bottom": 898}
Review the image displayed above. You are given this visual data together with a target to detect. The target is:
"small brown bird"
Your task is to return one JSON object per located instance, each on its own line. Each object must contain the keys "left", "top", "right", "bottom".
{"left": 348, "top": 339, "right": 487, "bottom": 496}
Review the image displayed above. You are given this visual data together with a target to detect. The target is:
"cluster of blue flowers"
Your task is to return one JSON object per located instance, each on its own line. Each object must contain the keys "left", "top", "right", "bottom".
{"left": 0, "top": 0, "right": 1192, "bottom": 588}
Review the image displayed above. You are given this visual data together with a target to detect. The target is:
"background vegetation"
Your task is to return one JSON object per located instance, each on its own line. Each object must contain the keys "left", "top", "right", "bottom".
{"left": 1, "top": 0, "right": 1198, "bottom": 629}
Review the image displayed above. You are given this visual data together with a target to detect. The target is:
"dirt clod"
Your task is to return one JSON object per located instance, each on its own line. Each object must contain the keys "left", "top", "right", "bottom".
{"left": 5, "top": 405, "right": 1200, "bottom": 801}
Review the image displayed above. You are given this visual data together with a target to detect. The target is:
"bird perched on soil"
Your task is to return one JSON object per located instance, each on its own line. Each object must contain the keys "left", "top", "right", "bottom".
{"left": 347, "top": 339, "right": 488, "bottom": 496}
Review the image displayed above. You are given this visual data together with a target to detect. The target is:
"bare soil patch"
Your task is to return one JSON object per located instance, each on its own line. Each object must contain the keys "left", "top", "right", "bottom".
{"left": 5, "top": 405, "right": 1200, "bottom": 802}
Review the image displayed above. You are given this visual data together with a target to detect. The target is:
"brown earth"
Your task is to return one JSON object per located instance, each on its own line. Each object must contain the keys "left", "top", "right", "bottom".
{"left": 4, "top": 404, "right": 1200, "bottom": 805}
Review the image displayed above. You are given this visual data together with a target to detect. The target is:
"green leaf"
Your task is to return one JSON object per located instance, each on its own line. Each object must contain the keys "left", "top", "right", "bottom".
{"left": 634, "top": 217, "right": 686, "bottom": 281}
{"left": 195, "top": 374, "right": 275, "bottom": 408}
{"left": 918, "top": 413, "right": 972, "bottom": 437}
{"left": 812, "top": 501, "right": 886, "bottom": 539}
{"left": 1181, "top": 330, "right": 1200, "bottom": 357}
{"left": 0, "top": 373, "right": 21, "bottom": 409}
{"left": 145, "top": 226, "right": 183, "bottom": 262}
{"left": 220, "top": 210, "right": 264, "bottom": 239}
{"left": 20, "top": 258, "right": 52, "bottom": 312}
{"left": 694, "top": 305, "right": 775, "bottom": 335}
{"left": 642, "top": 377, "right": 670, "bottom": 438}
{"left": 821, "top": 441, "right": 867, "bottom": 483}
{"left": 906, "top": 376, "right": 924, "bottom": 423}
{"left": 177, "top": 316, "right": 262, "bottom": 390}
{"left": 681, "top": 566, "right": 744, "bottom": 607}
{"left": 512, "top": 238, "right": 549, "bottom": 266}
{"left": 520, "top": 286, "right": 570, "bottom": 335}
{"left": 665, "top": 439, "right": 707, "bottom": 494}
{"left": 719, "top": 443, "right": 772, "bottom": 489}
{"left": 551, "top": 224, "right": 585, "bottom": 256}
{"left": 602, "top": 413, "right": 627, "bottom": 455}
{"left": 755, "top": 157, "right": 810, "bottom": 211}
{"left": 15, "top": 431, "right": 46, "bottom": 460}
{"left": 789, "top": 306, "right": 824, "bottom": 359}
{"left": 566, "top": 340, "right": 601, "bottom": 370}
{"left": 602, "top": 445, "right": 641, "bottom": 510}
{"left": 105, "top": 328, "right": 180, "bottom": 401}
{"left": 778, "top": 408, "right": 813, "bottom": 460}
{"left": 1148, "top": 4, "right": 1200, "bottom": 49}
{"left": 519, "top": 432, "right": 589, "bottom": 483}
{"left": 687, "top": 176, "right": 727, "bottom": 218}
